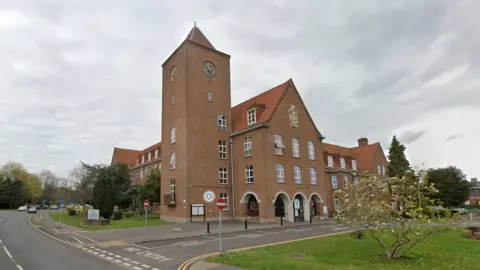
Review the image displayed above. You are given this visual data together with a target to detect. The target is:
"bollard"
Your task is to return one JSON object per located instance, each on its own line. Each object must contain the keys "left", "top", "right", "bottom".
{"left": 310, "top": 215, "right": 312, "bottom": 224}
{"left": 280, "top": 216, "right": 284, "bottom": 226}
{"left": 244, "top": 219, "right": 248, "bottom": 230}
{"left": 207, "top": 221, "right": 210, "bottom": 234}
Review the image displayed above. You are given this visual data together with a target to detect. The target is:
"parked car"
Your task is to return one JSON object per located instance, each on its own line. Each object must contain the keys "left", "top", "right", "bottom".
{"left": 18, "top": 205, "right": 28, "bottom": 211}
{"left": 50, "top": 205, "right": 59, "bottom": 210}
{"left": 450, "top": 208, "right": 468, "bottom": 216}
{"left": 27, "top": 206, "right": 37, "bottom": 214}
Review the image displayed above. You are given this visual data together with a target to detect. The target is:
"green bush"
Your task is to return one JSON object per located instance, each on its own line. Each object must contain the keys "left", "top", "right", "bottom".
{"left": 350, "top": 230, "right": 365, "bottom": 239}
{"left": 68, "top": 209, "right": 77, "bottom": 216}
{"left": 124, "top": 212, "right": 136, "bottom": 218}
{"left": 112, "top": 211, "right": 123, "bottom": 220}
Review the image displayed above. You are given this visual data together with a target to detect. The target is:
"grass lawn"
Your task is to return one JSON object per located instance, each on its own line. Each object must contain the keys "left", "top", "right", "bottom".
{"left": 50, "top": 212, "right": 169, "bottom": 231}
{"left": 209, "top": 231, "right": 479, "bottom": 269}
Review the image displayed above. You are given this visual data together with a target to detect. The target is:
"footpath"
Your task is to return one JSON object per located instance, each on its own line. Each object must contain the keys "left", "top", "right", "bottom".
{"left": 29, "top": 210, "right": 333, "bottom": 246}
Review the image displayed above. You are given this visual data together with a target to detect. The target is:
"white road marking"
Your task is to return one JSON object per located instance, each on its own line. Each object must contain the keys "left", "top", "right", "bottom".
{"left": 106, "top": 257, "right": 113, "bottom": 260}
{"left": 72, "top": 232, "right": 99, "bottom": 244}
{"left": 122, "top": 262, "right": 132, "bottom": 267}
{"left": 3, "top": 246, "right": 13, "bottom": 258}
{"left": 114, "top": 255, "right": 122, "bottom": 258}
{"left": 125, "top": 247, "right": 141, "bottom": 252}
{"left": 114, "top": 259, "right": 122, "bottom": 263}
{"left": 132, "top": 267, "right": 142, "bottom": 270}
{"left": 108, "top": 253, "right": 114, "bottom": 256}
{"left": 132, "top": 261, "right": 140, "bottom": 264}
{"left": 93, "top": 252, "right": 99, "bottom": 255}
{"left": 99, "top": 254, "right": 106, "bottom": 257}
{"left": 141, "top": 264, "right": 151, "bottom": 268}
{"left": 152, "top": 268, "right": 160, "bottom": 270}
{"left": 0, "top": 238, "right": 2, "bottom": 243}
{"left": 123, "top": 258, "right": 131, "bottom": 261}
{"left": 17, "top": 266, "right": 24, "bottom": 270}
{"left": 72, "top": 237, "right": 84, "bottom": 244}
{"left": 132, "top": 243, "right": 151, "bottom": 249}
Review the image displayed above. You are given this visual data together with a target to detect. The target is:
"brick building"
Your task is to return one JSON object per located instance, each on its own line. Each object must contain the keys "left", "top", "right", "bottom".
{"left": 111, "top": 26, "right": 387, "bottom": 223}
{"left": 465, "top": 178, "right": 480, "bottom": 207}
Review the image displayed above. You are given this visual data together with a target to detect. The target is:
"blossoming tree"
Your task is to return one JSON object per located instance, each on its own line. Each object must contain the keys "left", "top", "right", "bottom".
{"left": 334, "top": 171, "right": 459, "bottom": 259}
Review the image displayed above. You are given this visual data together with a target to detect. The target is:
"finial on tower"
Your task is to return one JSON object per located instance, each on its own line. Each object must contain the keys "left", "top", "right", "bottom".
{"left": 194, "top": 21, "right": 196, "bottom": 27}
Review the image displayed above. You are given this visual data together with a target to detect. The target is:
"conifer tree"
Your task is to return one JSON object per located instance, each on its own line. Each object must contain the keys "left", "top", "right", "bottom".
{"left": 387, "top": 135, "right": 411, "bottom": 178}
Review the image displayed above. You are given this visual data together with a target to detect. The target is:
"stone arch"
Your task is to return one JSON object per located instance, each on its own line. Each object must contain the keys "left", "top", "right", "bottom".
{"left": 309, "top": 192, "right": 323, "bottom": 203}
{"left": 293, "top": 192, "right": 308, "bottom": 201}
{"left": 272, "top": 191, "right": 292, "bottom": 220}
{"left": 271, "top": 191, "right": 291, "bottom": 203}
{"left": 309, "top": 192, "right": 324, "bottom": 217}
{"left": 239, "top": 191, "right": 261, "bottom": 203}
{"left": 292, "top": 192, "right": 310, "bottom": 221}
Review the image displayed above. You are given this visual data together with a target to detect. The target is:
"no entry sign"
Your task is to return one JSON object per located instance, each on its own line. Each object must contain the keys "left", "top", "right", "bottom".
{"left": 216, "top": 198, "right": 226, "bottom": 211}
{"left": 144, "top": 200, "right": 149, "bottom": 209}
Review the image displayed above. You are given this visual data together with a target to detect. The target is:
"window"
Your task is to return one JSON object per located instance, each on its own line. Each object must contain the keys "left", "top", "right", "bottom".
{"left": 382, "top": 165, "right": 386, "bottom": 176}
{"left": 219, "top": 168, "right": 228, "bottom": 184}
{"left": 340, "top": 157, "right": 345, "bottom": 169}
{"left": 136, "top": 158, "right": 139, "bottom": 166}
{"left": 169, "top": 178, "right": 175, "bottom": 203}
{"left": 310, "top": 168, "right": 317, "bottom": 185}
{"left": 352, "top": 160, "right": 357, "bottom": 171}
{"left": 208, "top": 91, "right": 212, "bottom": 102}
{"left": 308, "top": 141, "right": 315, "bottom": 160}
{"left": 170, "top": 152, "right": 175, "bottom": 169}
{"left": 377, "top": 164, "right": 381, "bottom": 175}
{"left": 154, "top": 149, "right": 159, "bottom": 159}
{"left": 276, "top": 164, "right": 285, "bottom": 183}
{"left": 244, "top": 136, "right": 252, "bottom": 157}
{"left": 218, "top": 140, "right": 227, "bottom": 159}
{"left": 218, "top": 114, "right": 226, "bottom": 131}
{"left": 220, "top": 193, "right": 228, "bottom": 210}
{"left": 247, "top": 108, "right": 256, "bottom": 125}
{"left": 172, "top": 95, "right": 174, "bottom": 105}
{"left": 332, "top": 175, "right": 338, "bottom": 189}
{"left": 141, "top": 155, "right": 145, "bottom": 164}
{"left": 171, "top": 127, "right": 176, "bottom": 144}
{"left": 245, "top": 165, "right": 254, "bottom": 183}
{"left": 327, "top": 155, "right": 333, "bottom": 167}
{"left": 344, "top": 175, "right": 349, "bottom": 186}
{"left": 148, "top": 152, "right": 152, "bottom": 162}
{"left": 294, "top": 166, "right": 302, "bottom": 184}
{"left": 292, "top": 138, "right": 300, "bottom": 158}
{"left": 334, "top": 198, "right": 340, "bottom": 208}
{"left": 274, "top": 134, "right": 285, "bottom": 155}
{"left": 140, "top": 168, "right": 143, "bottom": 179}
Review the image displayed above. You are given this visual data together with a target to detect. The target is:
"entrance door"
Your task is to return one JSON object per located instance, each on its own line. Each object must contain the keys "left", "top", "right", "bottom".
{"left": 323, "top": 206, "right": 328, "bottom": 218}
{"left": 274, "top": 197, "right": 285, "bottom": 217}
{"left": 293, "top": 195, "right": 304, "bottom": 222}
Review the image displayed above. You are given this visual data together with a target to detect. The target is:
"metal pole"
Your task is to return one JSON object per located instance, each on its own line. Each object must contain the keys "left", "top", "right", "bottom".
{"left": 144, "top": 207, "right": 147, "bottom": 239}
{"left": 219, "top": 211, "right": 222, "bottom": 255}
{"left": 60, "top": 208, "right": 62, "bottom": 225}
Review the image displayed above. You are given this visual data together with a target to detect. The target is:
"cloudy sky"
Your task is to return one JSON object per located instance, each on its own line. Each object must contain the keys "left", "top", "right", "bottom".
{"left": 1, "top": 0, "right": 479, "bottom": 179}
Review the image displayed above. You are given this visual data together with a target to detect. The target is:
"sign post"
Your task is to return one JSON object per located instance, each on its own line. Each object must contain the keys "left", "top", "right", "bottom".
{"left": 144, "top": 200, "right": 149, "bottom": 239}
{"left": 216, "top": 198, "right": 226, "bottom": 255}
{"left": 59, "top": 200, "right": 64, "bottom": 225}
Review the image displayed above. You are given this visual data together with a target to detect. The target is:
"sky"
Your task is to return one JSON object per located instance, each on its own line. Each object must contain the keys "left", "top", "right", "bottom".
{"left": 1, "top": 0, "right": 479, "bottom": 179}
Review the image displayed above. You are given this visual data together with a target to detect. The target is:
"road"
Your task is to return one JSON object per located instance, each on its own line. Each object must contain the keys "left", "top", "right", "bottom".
{"left": 0, "top": 211, "right": 122, "bottom": 270}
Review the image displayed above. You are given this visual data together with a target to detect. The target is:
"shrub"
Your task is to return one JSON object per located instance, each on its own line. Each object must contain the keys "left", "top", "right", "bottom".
{"left": 350, "top": 230, "right": 365, "bottom": 239}
{"left": 113, "top": 211, "right": 123, "bottom": 220}
{"left": 124, "top": 212, "right": 136, "bottom": 218}
{"left": 68, "top": 209, "right": 77, "bottom": 216}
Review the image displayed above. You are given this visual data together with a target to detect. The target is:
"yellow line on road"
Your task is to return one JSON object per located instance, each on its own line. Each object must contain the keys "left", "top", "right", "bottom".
{"left": 177, "top": 230, "right": 353, "bottom": 270}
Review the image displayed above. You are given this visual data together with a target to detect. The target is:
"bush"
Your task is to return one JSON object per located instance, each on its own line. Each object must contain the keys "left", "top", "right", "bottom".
{"left": 350, "top": 230, "right": 365, "bottom": 239}
{"left": 68, "top": 209, "right": 77, "bottom": 216}
{"left": 124, "top": 212, "right": 136, "bottom": 218}
{"left": 113, "top": 211, "right": 123, "bottom": 220}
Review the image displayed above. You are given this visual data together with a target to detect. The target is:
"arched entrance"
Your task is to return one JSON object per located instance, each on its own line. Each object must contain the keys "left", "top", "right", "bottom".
{"left": 309, "top": 193, "right": 323, "bottom": 216}
{"left": 273, "top": 192, "right": 291, "bottom": 218}
{"left": 274, "top": 197, "right": 284, "bottom": 217}
{"left": 240, "top": 192, "right": 260, "bottom": 218}
{"left": 293, "top": 194, "right": 304, "bottom": 222}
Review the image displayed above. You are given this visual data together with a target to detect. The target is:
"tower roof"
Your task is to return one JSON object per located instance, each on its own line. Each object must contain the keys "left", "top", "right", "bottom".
{"left": 184, "top": 25, "right": 215, "bottom": 50}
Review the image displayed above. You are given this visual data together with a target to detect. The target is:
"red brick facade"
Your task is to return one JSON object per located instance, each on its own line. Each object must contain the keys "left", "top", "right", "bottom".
{"left": 111, "top": 26, "right": 388, "bottom": 223}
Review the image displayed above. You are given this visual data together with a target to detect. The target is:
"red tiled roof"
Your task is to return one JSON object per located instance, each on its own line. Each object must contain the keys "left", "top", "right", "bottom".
{"left": 323, "top": 143, "right": 354, "bottom": 157}
{"left": 111, "top": 147, "right": 140, "bottom": 168}
{"left": 184, "top": 26, "right": 215, "bottom": 50}
{"left": 231, "top": 79, "right": 291, "bottom": 133}
{"left": 351, "top": 143, "right": 381, "bottom": 172}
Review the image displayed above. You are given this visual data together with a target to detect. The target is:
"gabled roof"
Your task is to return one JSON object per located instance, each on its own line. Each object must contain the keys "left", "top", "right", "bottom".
{"left": 137, "top": 142, "right": 162, "bottom": 158}
{"left": 231, "top": 79, "right": 290, "bottom": 133}
{"left": 111, "top": 147, "right": 140, "bottom": 168}
{"left": 351, "top": 143, "right": 382, "bottom": 172}
{"left": 184, "top": 26, "right": 215, "bottom": 50}
{"left": 323, "top": 143, "right": 354, "bottom": 158}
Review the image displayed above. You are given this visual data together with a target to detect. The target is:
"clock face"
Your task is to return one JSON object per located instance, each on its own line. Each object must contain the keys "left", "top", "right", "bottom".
{"left": 170, "top": 66, "right": 177, "bottom": 81}
{"left": 203, "top": 61, "right": 216, "bottom": 77}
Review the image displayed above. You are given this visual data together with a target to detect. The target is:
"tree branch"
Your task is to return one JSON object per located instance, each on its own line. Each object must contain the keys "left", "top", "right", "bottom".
{"left": 397, "top": 230, "right": 432, "bottom": 257}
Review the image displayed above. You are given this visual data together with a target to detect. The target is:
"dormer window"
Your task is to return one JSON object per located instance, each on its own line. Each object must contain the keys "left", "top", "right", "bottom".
{"left": 327, "top": 155, "right": 333, "bottom": 167}
{"left": 247, "top": 108, "right": 256, "bottom": 125}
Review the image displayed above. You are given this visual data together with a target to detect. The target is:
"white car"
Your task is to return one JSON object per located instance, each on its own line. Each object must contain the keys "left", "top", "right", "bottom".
{"left": 18, "top": 206, "right": 28, "bottom": 211}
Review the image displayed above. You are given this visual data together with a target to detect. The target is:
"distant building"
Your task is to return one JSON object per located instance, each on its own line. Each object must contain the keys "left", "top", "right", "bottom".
{"left": 465, "top": 178, "right": 480, "bottom": 206}
{"left": 110, "top": 26, "right": 388, "bottom": 223}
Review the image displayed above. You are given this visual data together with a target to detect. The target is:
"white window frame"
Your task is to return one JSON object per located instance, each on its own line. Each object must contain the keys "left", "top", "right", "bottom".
{"left": 148, "top": 152, "right": 152, "bottom": 162}
{"left": 352, "top": 160, "right": 357, "bottom": 171}
{"left": 292, "top": 138, "right": 300, "bottom": 158}
{"left": 274, "top": 134, "right": 285, "bottom": 155}
{"left": 218, "top": 140, "right": 227, "bottom": 159}
{"left": 310, "top": 168, "right": 317, "bottom": 185}
{"left": 169, "top": 178, "right": 175, "bottom": 203}
{"left": 244, "top": 136, "right": 252, "bottom": 157}
{"left": 340, "top": 157, "right": 345, "bottom": 169}
{"left": 218, "top": 114, "right": 226, "bottom": 131}
{"left": 334, "top": 198, "right": 340, "bottom": 208}
{"left": 170, "top": 152, "right": 176, "bottom": 169}
{"left": 377, "top": 164, "right": 381, "bottom": 175}
{"left": 208, "top": 91, "right": 212, "bottom": 102}
{"left": 219, "top": 168, "right": 228, "bottom": 184}
{"left": 171, "top": 127, "right": 176, "bottom": 144}
{"left": 172, "top": 95, "right": 174, "bottom": 105}
{"left": 332, "top": 175, "right": 338, "bottom": 189}
{"left": 220, "top": 192, "right": 228, "bottom": 210}
{"left": 154, "top": 149, "right": 159, "bottom": 159}
{"left": 247, "top": 108, "right": 256, "bottom": 125}
{"left": 136, "top": 158, "right": 139, "bottom": 166}
{"left": 245, "top": 165, "right": 254, "bottom": 183}
{"left": 308, "top": 141, "right": 315, "bottom": 160}
{"left": 276, "top": 164, "right": 285, "bottom": 183}
{"left": 327, "top": 155, "right": 333, "bottom": 167}
{"left": 141, "top": 155, "right": 145, "bottom": 164}
{"left": 344, "top": 175, "right": 349, "bottom": 186}
{"left": 294, "top": 166, "right": 301, "bottom": 184}
{"left": 382, "top": 165, "right": 386, "bottom": 176}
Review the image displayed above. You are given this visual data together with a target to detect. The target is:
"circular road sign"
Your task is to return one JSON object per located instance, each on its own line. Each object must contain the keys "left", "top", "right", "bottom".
{"left": 144, "top": 200, "right": 149, "bottom": 208}
{"left": 217, "top": 198, "right": 226, "bottom": 211}
{"left": 203, "top": 190, "right": 215, "bottom": 203}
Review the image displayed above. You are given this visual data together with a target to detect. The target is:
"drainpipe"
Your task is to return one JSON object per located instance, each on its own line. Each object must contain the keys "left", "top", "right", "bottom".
{"left": 229, "top": 137, "right": 235, "bottom": 221}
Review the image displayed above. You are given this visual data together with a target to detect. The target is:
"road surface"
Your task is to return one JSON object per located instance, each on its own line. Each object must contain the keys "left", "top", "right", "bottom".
{"left": 0, "top": 211, "right": 122, "bottom": 270}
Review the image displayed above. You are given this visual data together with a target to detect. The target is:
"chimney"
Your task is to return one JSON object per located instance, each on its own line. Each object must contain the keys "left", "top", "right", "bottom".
{"left": 358, "top": 137, "right": 368, "bottom": 147}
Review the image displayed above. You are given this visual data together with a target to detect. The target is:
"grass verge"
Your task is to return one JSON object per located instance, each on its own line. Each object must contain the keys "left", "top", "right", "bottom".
{"left": 50, "top": 212, "right": 168, "bottom": 231}
{"left": 208, "top": 231, "right": 479, "bottom": 269}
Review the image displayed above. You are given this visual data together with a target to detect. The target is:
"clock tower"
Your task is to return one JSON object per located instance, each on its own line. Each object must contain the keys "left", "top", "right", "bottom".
{"left": 161, "top": 25, "right": 232, "bottom": 222}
